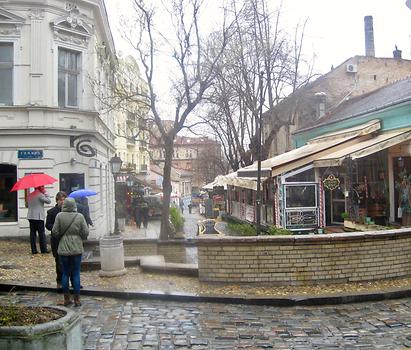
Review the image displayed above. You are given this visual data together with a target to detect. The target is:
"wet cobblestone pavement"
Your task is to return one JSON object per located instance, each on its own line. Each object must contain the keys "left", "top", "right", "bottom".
{"left": 2, "top": 290, "right": 411, "bottom": 349}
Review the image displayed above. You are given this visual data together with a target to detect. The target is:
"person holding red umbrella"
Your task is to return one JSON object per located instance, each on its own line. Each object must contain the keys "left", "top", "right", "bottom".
{"left": 27, "top": 186, "right": 51, "bottom": 254}
{"left": 10, "top": 173, "right": 57, "bottom": 254}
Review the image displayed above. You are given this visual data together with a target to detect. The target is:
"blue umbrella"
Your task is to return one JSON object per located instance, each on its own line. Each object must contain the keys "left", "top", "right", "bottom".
{"left": 68, "top": 189, "right": 97, "bottom": 198}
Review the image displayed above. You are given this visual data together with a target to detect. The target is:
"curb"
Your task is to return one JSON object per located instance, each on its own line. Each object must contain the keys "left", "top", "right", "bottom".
{"left": 1, "top": 281, "right": 411, "bottom": 306}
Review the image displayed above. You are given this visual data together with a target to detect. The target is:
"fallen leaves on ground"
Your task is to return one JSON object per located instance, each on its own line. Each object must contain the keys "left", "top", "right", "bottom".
{"left": 0, "top": 304, "right": 65, "bottom": 326}
{"left": 1, "top": 240, "right": 411, "bottom": 298}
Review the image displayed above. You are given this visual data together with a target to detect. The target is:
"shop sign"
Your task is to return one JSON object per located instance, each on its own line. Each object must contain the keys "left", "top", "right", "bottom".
{"left": 18, "top": 150, "right": 43, "bottom": 159}
{"left": 70, "top": 134, "right": 97, "bottom": 157}
{"left": 323, "top": 174, "right": 340, "bottom": 190}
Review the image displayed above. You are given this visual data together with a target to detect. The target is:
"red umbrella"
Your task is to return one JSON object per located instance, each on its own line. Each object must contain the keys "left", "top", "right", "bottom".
{"left": 10, "top": 173, "right": 58, "bottom": 192}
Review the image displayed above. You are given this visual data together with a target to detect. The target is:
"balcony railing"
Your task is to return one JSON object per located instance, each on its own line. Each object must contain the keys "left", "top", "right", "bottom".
{"left": 122, "top": 163, "right": 136, "bottom": 171}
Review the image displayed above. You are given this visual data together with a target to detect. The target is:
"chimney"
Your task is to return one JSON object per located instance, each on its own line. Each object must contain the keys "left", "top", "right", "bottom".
{"left": 364, "top": 16, "right": 375, "bottom": 57}
{"left": 393, "top": 45, "right": 402, "bottom": 59}
{"left": 315, "top": 92, "right": 327, "bottom": 118}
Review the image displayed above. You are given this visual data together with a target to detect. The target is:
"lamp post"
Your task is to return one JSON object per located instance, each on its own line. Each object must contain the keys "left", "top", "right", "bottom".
{"left": 109, "top": 155, "right": 122, "bottom": 235}
{"left": 99, "top": 154, "right": 126, "bottom": 277}
{"left": 256, "top": 71, "right": 264, "bottom": 235}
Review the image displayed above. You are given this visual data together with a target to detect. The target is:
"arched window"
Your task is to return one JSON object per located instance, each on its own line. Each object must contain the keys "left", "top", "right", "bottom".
{"left": 0, "top": 164, "right": 17, "bottom": 222}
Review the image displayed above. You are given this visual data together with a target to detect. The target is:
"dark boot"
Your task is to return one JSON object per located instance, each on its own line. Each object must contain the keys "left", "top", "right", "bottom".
{"left": 63, "top": 293, "right": 72, "bottom": 306}
{"left": 73, "top": 294, "right": 81, "bottom": 307}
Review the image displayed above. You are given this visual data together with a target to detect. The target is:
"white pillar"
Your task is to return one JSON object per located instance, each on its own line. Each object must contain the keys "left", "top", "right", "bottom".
{"left": 99, "top": 235, "right": 126, "bottom": 277}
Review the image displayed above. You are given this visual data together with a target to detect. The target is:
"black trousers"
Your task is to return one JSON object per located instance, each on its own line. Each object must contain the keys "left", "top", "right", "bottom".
{"left": 29, "top": 219, "right": 47, "bottom": 253}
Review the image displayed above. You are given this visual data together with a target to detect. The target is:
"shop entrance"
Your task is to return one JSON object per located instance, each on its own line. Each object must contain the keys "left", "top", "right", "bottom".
{"left": 0, "top": 164, "right": 17, "bottom": 222}
{"left": 59, "top": 173, "right": 85, "bottom": 195}
{"left": 393, "top": 156, "right": 411, "bottom": 223}
{"left": 323, "top": 171, "right": 346, "bottom": 226}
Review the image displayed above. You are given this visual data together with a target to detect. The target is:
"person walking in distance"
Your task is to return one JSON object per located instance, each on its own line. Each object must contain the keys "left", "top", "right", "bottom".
{"left": 133, "top": 194, "right": 149, "bottom": 229}
{"left": 52, "top": 198, "right": 89, "bottom": 306}
{"left": 27, "top": 185, "right": 51, "bottom": 254}
{"left": 179, "top": 198, "right": 184, "bottom": 214}
{"left": 46, "top": 191, "right": 67, "bottom": 288}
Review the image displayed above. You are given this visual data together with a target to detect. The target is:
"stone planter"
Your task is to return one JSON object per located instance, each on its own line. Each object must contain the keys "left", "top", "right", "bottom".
{"left": 0, "top": 305, "right": 82, "bottom": 350}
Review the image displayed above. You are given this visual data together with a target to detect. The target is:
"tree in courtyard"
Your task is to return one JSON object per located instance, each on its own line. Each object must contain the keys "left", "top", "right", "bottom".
{"left": 202, "top": 0, "right": 316, "bottom": 171}
{"left": 111, "top": 0, "right": 231, "bottom": 239}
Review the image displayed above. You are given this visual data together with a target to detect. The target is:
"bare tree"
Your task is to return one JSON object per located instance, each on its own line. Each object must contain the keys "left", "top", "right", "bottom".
{"left": 202, "top": 0, "right": 315, "bottom": 171}
{"left": 114, "top": 0, "right": 231, "bottom": 239}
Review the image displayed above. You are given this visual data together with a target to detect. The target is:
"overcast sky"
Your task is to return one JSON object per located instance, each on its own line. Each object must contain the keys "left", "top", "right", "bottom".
{"left": 105, "top": 0, "right": 411, "bottom": 74}
{"left": 280, "top": 0, "right": 411, "bottom": 73}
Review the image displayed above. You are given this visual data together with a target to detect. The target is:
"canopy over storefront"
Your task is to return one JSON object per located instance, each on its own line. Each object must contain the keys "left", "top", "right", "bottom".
{"left": 236, "top": 119, "right": 381, "bottom": 179}
{"left": 314, "top": 128, "right": 411, "bottom": 167}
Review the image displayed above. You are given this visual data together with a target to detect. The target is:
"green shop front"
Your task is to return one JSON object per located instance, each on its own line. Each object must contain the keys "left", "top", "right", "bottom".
{"left": 227, "top": 119, "right": 411, "bottom": 231}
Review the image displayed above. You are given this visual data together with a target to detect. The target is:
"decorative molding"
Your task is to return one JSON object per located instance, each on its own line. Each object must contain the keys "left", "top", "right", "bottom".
{"left": 0, "top": 7, "right": 25, "bottom": 36}
{"left": 0, "top": 26, "right": 20, "bottom": 36}
{"left": 28, "top": 8, "right": 45, "bottom": 20}
{"left": 51, "top": 6, "right": 93, "bottom": 46}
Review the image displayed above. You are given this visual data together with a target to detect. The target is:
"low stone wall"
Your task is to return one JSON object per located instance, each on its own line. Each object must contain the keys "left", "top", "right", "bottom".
{"left": 196, "top": 229, "right": 411, "bottom": 285}
{"left": 84, "top": 238, "right": 193, "bottom": 264}
{"left": 123, "top": 239, "right": 158, "bottom": 257}
{"left": 158, "top": 241, "right": 188, "bottom": 263}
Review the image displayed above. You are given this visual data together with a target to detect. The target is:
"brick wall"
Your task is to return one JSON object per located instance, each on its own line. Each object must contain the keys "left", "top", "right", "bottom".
{"left": 86, "top": 238, "right": 192, "bottom": 263}
{"left": 197, "top": 229, "right": 411, "bottom": 285}
{"left": 158, "top": 242, "right": 187, "bottom": 263}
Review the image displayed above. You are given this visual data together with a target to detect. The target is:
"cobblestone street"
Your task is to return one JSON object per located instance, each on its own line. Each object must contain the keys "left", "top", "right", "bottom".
{"left": 2, "top": 290, "right": 411, "bottom": 349}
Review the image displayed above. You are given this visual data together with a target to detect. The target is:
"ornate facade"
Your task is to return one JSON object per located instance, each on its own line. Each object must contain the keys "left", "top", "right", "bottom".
{"left": 0, "top": 0, "right": 116, "bottom": 238}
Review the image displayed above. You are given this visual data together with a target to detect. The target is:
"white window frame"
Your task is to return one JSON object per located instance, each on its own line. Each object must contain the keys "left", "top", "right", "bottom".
{"left": 0, "top": 41, "right": 14, "bottom": 106}
{"left": 57, "top": 47, "right": 82, "bottom": 108}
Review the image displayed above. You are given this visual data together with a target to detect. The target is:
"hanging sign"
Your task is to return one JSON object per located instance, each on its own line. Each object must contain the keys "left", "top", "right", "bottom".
{"left": 323, "top": 174, "right": 340, "bottom": 190}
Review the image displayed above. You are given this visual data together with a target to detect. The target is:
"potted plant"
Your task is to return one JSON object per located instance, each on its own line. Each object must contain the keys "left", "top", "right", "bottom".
{"left": 0, "top": 302, "right": 82, "bottom": 349}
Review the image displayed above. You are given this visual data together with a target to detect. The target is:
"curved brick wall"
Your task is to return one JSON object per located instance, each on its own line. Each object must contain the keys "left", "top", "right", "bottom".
{"left": 196, "top": 229, "right": 411, "bottom": 285}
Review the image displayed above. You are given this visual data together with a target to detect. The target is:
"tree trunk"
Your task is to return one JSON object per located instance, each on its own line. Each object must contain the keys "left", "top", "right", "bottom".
{"left": 160, "top": 140, "right": 173, "bottom": 240}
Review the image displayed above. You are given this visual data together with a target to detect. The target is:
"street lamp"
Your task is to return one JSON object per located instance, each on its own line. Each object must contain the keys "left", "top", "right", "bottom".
{"left": 99, "top": 154, "right": 126, "bottom": 277}
{"left": 126, "top": 176, "right": 134, "bottom": 188}
{"left": 110, "top": 155, "right": 123, "bottom": 235}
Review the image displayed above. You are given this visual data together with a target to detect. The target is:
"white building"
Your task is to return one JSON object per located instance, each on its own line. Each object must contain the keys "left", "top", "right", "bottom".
{"left": 114, "top": 55, "right": 150, "bottom": 176}
{"left": 0, "top": 0, "right": 116, "bottom": 238}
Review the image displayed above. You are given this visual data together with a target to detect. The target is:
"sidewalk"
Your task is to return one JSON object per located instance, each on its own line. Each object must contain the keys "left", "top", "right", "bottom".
{"left": 2, "top": 207, "right": 411, "bottom": 305}
{"left": 122, "top": 207, "right": 202, "bottom": 240}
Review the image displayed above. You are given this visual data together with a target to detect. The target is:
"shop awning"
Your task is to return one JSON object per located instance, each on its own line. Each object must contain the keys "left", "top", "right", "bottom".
{"left": 202, "top": 175, "right": 229, "bottom": 190}
{"left": 237, "top": 119, "right": 381, "bottom": 178}
{"left": 219, "top": 172, "right": 268, "bottom": 191}
{"left": 313, "top": 128, "right": 411, "bottom": 167}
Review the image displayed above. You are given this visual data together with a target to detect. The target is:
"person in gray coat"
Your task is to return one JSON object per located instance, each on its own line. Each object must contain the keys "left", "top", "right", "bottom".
{"left": 27, "top": 185, "right": 51, "bottom": 254}
{"left": 52, "top": 198, "right": 89, "bottom": 306}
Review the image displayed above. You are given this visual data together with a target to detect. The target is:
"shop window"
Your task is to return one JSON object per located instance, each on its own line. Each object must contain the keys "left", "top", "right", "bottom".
{"left": 0, "top": 43, "right": 13, "bottom": 105}
{"left": 0, "top": 164, "right": 17, "bottom": 222}
{"left": 285, "top": 167, "right": 315, "bottom": 182}
{"left": 58, "top": 48, "right": 81, "bottom": 108}
{"left": 60, "top": 173, "right": 85, "bottom": 195}
{"left": 285, "top": 184, "right": 317, "bottom": 208}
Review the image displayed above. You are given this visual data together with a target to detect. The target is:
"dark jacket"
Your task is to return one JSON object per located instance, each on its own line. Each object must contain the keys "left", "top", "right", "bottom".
{"left": 75, "top": 200, "right": 93, "bottom": 226}
{"left": 46, "top": 205, "right": 61, "bottom": 231}
{"left": 46, "top": 205, "right": 62, "bottom": 256}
